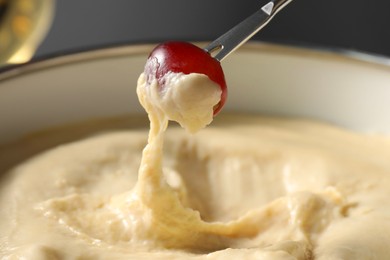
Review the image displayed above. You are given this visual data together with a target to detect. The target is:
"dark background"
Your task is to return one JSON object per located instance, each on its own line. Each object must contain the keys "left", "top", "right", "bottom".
{"left": 36, "top": 0, "right": 390, "bottom": 58}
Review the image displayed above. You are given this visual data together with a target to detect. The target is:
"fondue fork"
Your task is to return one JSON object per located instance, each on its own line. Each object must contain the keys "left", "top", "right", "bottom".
{"left": 204, "top": 0, "right": 293, "bottom": 61}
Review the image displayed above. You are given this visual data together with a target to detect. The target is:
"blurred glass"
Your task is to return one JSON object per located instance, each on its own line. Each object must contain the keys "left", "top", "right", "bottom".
{"left": 0, "top": 0, "right": 54, "bottom": 64}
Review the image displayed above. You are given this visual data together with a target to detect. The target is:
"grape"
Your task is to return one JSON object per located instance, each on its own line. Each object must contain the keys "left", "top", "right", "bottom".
{"left": 144, "top": 41, "right": 227, "bottom": 115}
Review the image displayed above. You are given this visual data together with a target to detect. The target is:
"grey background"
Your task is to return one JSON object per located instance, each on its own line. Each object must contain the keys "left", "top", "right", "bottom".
{"left": 36, "top": 0, "right": 390, "bottom": 58}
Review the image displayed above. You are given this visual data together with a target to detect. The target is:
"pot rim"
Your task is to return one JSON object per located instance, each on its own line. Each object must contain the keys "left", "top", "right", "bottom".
{"left": 1, "top": 41, "right": 390, "bottom": 83}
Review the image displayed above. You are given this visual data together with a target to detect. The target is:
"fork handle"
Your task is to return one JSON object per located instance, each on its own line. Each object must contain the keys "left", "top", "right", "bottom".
{"left": 204, "top": 0, "right": 293, "bottom": 62}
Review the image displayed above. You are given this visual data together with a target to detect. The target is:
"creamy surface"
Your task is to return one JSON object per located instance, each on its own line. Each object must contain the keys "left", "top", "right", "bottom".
{"left": 2, "top": 73, "right": 390, "bottom": 259}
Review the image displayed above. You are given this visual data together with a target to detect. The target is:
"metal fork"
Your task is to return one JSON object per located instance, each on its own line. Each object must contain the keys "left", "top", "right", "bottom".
{"left": 204, "top": 0, "right": 293, "bottom": 62}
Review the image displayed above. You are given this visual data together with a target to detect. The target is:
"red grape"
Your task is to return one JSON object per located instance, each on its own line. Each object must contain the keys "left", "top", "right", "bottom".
{"left": 144, "top": 41, "right": 227, "bottom": 115}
